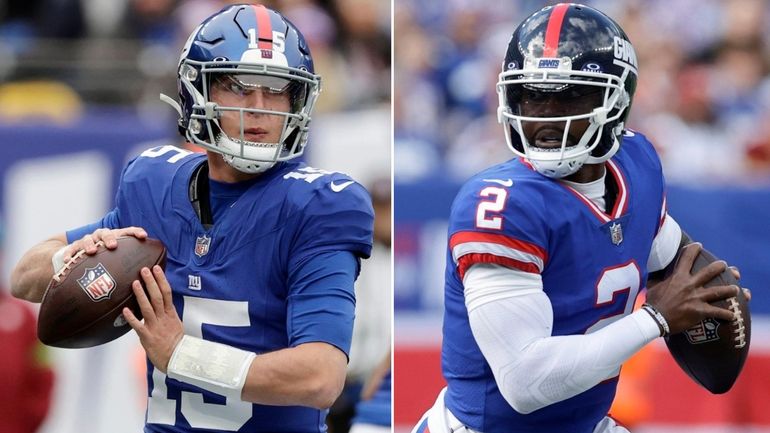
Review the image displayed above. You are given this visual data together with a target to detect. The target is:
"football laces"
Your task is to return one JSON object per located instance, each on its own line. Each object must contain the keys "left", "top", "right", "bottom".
{"left": 728, "top": 296, "right": 746, "bottom": 349}
{"left": 52, "top": 241, "right": 102, "bottom": 283}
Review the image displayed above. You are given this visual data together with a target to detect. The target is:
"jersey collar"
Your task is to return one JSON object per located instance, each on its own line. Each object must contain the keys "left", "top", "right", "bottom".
{"left": 559, "top": 159, "right": 629, "bottom": 223}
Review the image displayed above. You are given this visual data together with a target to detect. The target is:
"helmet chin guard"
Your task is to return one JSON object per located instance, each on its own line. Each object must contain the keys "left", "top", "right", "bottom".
{"left": 497, "top": 3, "right": 638, "bottom": 178}
{"left": 217, "top": 133, "right": 279, "bottom": 174}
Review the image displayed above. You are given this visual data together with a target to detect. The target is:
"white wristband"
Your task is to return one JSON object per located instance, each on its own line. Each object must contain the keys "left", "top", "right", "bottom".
{"left": 51, "top": 245, "right": 69, "bottom": 273}
{"left": 167, "top": 335, "right": 256, "bottom": 401}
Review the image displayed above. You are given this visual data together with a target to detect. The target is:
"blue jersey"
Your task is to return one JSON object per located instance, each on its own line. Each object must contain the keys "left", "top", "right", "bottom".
{"left": 442, "top": 132, "right": 666, "bottom": 433}
{"left": 70, "top": 146, "right": 373, "bottom": 433}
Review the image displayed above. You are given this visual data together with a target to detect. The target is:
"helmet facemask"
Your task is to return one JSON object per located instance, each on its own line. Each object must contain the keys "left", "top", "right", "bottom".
{"left": 177, "top": 60, "right": 320, "bottom": 173}
{"left": 497, "top": 59, "right": 631, "bottom": 178}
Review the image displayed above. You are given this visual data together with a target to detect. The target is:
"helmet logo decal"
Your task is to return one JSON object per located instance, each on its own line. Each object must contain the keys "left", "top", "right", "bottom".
{"left": 613, "top": 36, "right": 638, "bottom": 73}
{"left": 524, "top": 56, "right": 571, "bottom": 71}
{"left": 537, "top": 58, "right": 561, "bottom": 69}
{"left": 543, "top": 3, "right": 569, "bottom": 57}
{"left": 582, "top": 62, "right": 602, "bottom": 72}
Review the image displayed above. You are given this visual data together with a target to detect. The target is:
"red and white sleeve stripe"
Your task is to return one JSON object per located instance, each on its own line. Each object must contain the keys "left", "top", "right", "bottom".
{"left": 449, "top": 231, "right": 547, "bottom": 279}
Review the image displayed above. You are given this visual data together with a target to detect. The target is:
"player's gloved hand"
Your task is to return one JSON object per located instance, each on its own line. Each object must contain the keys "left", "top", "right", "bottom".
{"left": 646, "top": 243, "right": 739, "bottom": 335}
{"left": 65, "top": 227, "right": 148, "bottom": 261}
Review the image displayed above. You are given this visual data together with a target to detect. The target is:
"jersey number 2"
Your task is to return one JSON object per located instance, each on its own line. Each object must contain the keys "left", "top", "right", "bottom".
{"left": 476, "top": 187, "right": 507, "bottom": 230}
{"left": 146, "top": 297, "right": 252, "bottom": 431}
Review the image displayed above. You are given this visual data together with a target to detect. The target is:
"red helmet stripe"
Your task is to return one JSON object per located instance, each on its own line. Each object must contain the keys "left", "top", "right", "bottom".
{"left": 252, "top": 4, "right": 273, "bottom": 50}
{"left": 543, "top": 3, "right": 569, "bottom": 57}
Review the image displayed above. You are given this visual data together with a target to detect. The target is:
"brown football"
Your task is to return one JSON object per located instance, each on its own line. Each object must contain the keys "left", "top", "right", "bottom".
{"left": 664, "top": 247, "right": 751, "bottom": 394}
{"left": 38, "top": 236, "right": 166, "bottom": 348}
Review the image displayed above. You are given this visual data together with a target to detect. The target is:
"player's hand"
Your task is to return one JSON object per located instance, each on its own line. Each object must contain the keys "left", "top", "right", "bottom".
{"left": 729, "top": 265, "right": 752, "bottom": 302}
{"left": 646, "top": 243, "right": 740, "bottom": 335}
{"left": 123, "top": 265, "right": 184, "bottom": 374}
{"left": 65, "top": 227, "right": 148, "bottom": 261}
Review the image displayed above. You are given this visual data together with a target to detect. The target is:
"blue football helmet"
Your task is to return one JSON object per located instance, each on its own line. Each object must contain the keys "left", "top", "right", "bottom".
{"left": 496, "top": 3, "right": 637, "bottom": 178}
{"left": 162, "top": 4, "right": 321, "bottom": 173}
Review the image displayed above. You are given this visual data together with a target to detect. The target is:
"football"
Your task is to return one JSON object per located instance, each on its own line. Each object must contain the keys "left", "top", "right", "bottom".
{"left": 664, "top": 247, "right": 751, "bottom": 394}
{"left": 38, "top": 236, "right": 167, "bottom": 348}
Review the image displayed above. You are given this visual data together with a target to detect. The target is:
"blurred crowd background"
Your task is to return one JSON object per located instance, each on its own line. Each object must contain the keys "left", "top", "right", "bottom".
{"left": 395, "top": 0, "right": 770, "bottom": 184}
{"left": 0, "top": 0, "right": 390, "bottom": 115}
{"left": 0, "top": 1, "right": 390, "bottom": 433}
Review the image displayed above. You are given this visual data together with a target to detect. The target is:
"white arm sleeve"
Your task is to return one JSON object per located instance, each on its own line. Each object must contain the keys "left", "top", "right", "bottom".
{"left": 464, "top": 264, "right": 660, "bottom": 415}
{"left": 647, "top": 214, "right": 682, "bottom": 272}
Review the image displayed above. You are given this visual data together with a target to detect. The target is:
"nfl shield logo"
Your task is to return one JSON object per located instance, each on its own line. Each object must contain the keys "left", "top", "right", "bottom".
{"left": 610, "top": 222, "right": 623, "bottom": 245}
{"left": 684, "top": 318, "right": 720, "bottom": 344}
{"left": 195, "top": 235, "right": 211, "bottom": 257}
{"left": 77, "top": 263, "right": 116, "bottom": 302}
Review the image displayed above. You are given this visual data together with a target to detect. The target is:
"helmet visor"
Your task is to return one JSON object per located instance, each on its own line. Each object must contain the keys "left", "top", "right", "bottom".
{"left": 505, "top": 80, "right": 607, "bottom": 118}
{"left": 208, "top": 73, "right": 306, "bottom": 111}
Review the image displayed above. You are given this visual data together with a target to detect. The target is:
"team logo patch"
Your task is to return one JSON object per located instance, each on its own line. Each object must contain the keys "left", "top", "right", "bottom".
{"left": 77, "top": 263, "right": 116, "bottom": 302}
{"left": 609, "top": 222, "right": 623, "bottom": 245}
{"left": 195, "top": 235, "right": 211, "bottom": 257}
{"left": 261, "top": 49, "right": 273, "bottom": 59}
{"left": 684, "top": 318, "right": 720, "bottom": 344}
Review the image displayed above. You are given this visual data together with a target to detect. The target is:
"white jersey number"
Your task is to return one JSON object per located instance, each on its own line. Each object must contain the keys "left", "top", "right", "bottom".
{"left": 146, "top": 297, "right": 252, "bottom": 431}
{"left": 585, "top": 261, "right": 642, "bottom": 334}
{"left": 476, "top": 187, "right": 507, "bottom": 230}
{"left": 140, "top": 145, "right": 193, "bottom": 164}
{"left": 283, "top": 166, "right": 333, "bottom": 183}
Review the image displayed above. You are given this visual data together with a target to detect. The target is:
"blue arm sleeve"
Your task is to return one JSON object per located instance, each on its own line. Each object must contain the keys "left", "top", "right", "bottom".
{"left": 287, "top": 250, "right": 359, "bottom": 357}
{"left": 65, "top": 209, "right": 121, "bottom": 243}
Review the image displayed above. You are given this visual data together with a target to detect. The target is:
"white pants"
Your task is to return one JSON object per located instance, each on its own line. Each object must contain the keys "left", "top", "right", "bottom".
{"left": 412, "top": 388, "right": 631, "bottom": 433}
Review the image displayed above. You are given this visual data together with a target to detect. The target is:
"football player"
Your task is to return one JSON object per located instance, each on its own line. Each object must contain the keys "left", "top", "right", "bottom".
{"left": 412, "top": 4, "right": 747, "bottom": 433}
{"left": 10, "top": 4, "right": 374, "bottom": 433}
